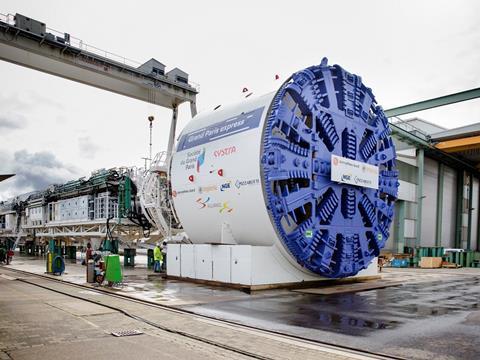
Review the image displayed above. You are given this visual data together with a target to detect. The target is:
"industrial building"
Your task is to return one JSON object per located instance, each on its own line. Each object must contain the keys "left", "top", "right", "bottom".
{"left": 387, "top": 118, "right": 480, "bottom": 253}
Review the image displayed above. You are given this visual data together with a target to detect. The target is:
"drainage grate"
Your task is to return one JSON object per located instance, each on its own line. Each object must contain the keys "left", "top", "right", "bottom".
{"left": 111, "top": 329, "right": 143, "bottom": 337}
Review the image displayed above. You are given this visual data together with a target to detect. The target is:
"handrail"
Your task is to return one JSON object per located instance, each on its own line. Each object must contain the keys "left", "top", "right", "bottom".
{"left": 0, "top": 12, "right": 200, "bottom": 91}
{"left": 389, "top": 116, "right": 430, "bottom": 140}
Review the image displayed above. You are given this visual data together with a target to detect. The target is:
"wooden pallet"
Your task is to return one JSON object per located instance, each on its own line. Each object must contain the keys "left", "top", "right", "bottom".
{"left": 292, "top": 280, "right": 403, "bottom": 295}
{"left": 441, "top": 262, "right": 462, "bottom": 269}
{"left": 166, "top": 274, "right": 382, "bottom": 293}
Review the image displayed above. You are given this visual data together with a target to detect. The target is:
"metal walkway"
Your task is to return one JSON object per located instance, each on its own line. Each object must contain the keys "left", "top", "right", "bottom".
{"left": 0, "top": 13, "right": 197, "bottom": 113}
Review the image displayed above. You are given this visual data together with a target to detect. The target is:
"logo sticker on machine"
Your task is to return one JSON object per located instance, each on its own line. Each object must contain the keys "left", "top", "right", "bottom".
{"left": 331, "top": 154, "right": 379, "bottom": 190}
{"left": 235, "top": 178, "right": 260, "bottom": 189}
{"left": 180, "top": 149, "right": 204, "bottom": 171}
{"left": 214, "top": 146, "right": 236, "bottom": 157}
{"left": 196, "top": 197, "right": 233, "bottom": 213}
{"left": 220, "top": 181, "right": 231, "bottom": 191}
{"left": 177, "top": 107, "right": 264, "bottom": 151}
{"left": 198, "top": 185, "right": 218, "bottom": 194}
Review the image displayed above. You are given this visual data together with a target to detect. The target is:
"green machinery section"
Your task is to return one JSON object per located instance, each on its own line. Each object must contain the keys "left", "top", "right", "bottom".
{"left": 21, "top": 169, "right": 135, "bottom": 217}
{"left": 117, "top": 176, "right": 132, "bottom": 221}
{"left": 9, "top": 169, "right": 140, "bottom": 276}
{"left": 45, "top": 169, "right": 126, "bottom": 200}
{"left": 403, "top": 246, "right": 480, "bottom": 268}
{"left": 102, "top": 239, "right": 119, "bottom": 254}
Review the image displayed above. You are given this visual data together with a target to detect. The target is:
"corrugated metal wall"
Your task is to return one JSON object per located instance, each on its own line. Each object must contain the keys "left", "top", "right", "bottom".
{"left": 386, "top": 208, "right": 396, "bottom": 251}
{"left": 441, "top": 165, "right": 457, "bottom": 248}
{"left": 421, "top": 158, "right": 438, "bottom": 247}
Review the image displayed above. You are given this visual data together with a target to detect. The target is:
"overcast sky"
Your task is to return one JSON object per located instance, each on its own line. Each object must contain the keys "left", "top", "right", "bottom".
{"left": 0, "top": 0, "right": 479, "bottom": 199}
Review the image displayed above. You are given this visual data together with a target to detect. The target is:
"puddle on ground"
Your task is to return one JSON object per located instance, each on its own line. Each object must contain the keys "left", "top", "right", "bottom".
{"left": 182, "top": 277, "right": 480, "bottom": 336}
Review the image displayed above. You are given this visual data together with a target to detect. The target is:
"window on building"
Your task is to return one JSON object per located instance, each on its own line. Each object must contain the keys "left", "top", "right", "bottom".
{"left": 176, "top": 75, "right": 188, "bottom": 84}
{"left": 152, "top": 67, "right": 164, "bottom": 76}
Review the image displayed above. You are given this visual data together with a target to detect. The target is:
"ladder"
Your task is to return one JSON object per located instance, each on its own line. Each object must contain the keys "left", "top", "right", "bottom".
{"left": 138, "top": 152, "right": 178, "bottom": 238}
{"left": 12, "top": 206, "right": 24, "bottom": 250}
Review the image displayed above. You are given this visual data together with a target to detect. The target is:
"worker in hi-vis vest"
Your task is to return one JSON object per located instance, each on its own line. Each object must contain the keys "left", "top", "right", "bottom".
{"left": 161, "top": 241, "right": 167, "bottom": 271}
{"left": 153, "top": 243, "right": 163, "bottom": 273}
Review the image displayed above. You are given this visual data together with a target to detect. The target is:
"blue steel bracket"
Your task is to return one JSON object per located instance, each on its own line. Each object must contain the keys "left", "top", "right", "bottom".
{"left": 261, "top": 58, "right": 399, "bottom": 278}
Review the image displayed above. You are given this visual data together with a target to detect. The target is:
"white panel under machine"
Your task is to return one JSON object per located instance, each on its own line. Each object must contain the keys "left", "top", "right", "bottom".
{"left": 169, "top": 59, "right": 399, "bottom": 287}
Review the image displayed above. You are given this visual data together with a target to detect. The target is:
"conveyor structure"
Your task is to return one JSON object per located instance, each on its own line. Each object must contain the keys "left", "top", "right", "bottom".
{"left": 0, "top": 168, "right": 150, "bottom": 248}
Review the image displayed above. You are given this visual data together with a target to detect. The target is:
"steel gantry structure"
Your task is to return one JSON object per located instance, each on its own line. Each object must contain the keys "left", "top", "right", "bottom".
{"left": 0, "top": 12, "right": 199, "bottom": 243}
{"left": 0, "top": 13, "right": 198, "bottom": 158}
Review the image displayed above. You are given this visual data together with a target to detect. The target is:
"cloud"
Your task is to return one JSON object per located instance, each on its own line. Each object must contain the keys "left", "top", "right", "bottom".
{"left": 0, "top": 149, "right": 81, "bottom": 200}
{"left": 0, "top": 91, "right": 65, "bottom": 133}
{"left": 0, "top": 93, "right": 31, "bottom": 112}
{"left": 26, "top": 90, "right": 65, "bottom": 110}
{"left": 78, "top": 136, "right": 100, "bottom": 159}
{"left": 0, "top": 91, "right": 64, "bottom": 112}
{"left": 0, "top": 113, "right": 27, "bottom": 131}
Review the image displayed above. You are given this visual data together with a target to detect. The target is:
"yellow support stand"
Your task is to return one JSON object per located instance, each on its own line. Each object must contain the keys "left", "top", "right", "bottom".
{"left": 46, "top": 252, "right": 53, "bottom": 273}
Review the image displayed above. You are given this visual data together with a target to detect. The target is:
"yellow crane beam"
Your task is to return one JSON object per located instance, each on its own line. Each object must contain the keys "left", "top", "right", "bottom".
{"left": 435, "top": 135, "right": 480, "bottom": 153}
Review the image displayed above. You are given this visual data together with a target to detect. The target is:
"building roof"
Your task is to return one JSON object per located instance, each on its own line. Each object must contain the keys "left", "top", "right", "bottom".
{"left": 431, "top": 122, "right": 480, "bottom": 141}
{"left": 0, "top": 174, "right": 14, "bottom": 183}
{"left": 139, "top": 58, "right": 165, "bottom": 67}
{"left": 166, "top": 67, "right": 188, "bottom": 77}
{"left": 392, "top": 117, "right": 447, "bottom": 136}
{"left": 431, "top": 122, "right": 480, "bottom": 166}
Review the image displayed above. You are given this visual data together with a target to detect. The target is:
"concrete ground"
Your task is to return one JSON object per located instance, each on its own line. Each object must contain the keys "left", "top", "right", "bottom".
{"left": 185, "top": 268, "right": 480, "bottom": 360}
{"left": 2, "top": 254, "right": 480, "bottom": 359}
{"left": 0, "top": 266, "right": 378, "bottom": 360}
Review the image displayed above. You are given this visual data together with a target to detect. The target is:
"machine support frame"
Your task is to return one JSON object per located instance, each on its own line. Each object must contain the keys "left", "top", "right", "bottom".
{"left": 435, "top": 163, "right": 444, "bottom": 246}
{"left": 415, "top": 148, "right": 424, "bottom": 247}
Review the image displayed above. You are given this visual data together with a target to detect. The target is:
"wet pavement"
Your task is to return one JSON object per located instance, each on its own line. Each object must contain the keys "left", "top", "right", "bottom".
{"left": 0, "top": 267, "right": 375, "bottom": 360}
{"left": 5, "top": 254, "right": 480, "bottom": 359}
{"left": 7, "top": 254, "right": 276, "bottom": 307}
{"left": 182, "top": 271, "right": 480, "bottom": 359}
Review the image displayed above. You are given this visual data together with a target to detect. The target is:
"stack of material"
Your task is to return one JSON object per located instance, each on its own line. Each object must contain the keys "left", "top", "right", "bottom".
{"left": 419, "top": 257, "right": 443, "bottom": 269}
{"left": 441, "top": 261, "right": 462, "bottom": 268}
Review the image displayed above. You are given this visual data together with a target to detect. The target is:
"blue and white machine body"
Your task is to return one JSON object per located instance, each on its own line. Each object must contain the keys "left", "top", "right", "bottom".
{"left": 170, "top": 59, "right": 398, "bottom": 284}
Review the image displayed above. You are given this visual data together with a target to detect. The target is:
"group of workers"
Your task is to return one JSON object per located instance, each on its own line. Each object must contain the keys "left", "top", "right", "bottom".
{"left": 81, "top": 241, "right": 167, "bottom": 273}
{"left": 11, "top": 239, "right": 166, "bottom": 272}
{"left": 153, "top": 241, "right": 166, "bottom": 273}
{"left": 0, "top": 239, "right": 168, "bottom": 273}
